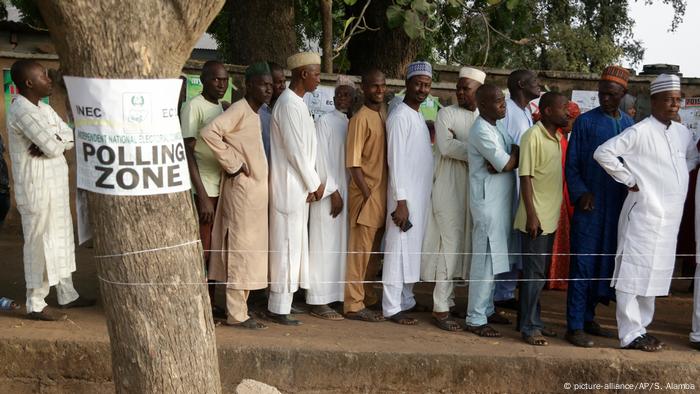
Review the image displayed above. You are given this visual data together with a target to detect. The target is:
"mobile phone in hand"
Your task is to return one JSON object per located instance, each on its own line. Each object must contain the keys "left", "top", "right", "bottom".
{"left": 401, "top": 220, "right": 413, "bottom": 232}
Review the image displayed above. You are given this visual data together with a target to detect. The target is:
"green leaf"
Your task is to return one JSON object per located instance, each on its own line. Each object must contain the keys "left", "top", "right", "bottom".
{"left": 386, "top": 4, "right": 405, "bottom": 29}
{"left": 411, "top": 0, "right": 431, "bottom": 14}
{"left": 486, "top": 0, "right": 502, "bottom": 5}
{"left": 396, "top": 0, "right": 412, "bottom": 6}
{"left": 403, "top": 10, "right": 424, "bottom": 39}
{"left": 342, "top": 16, "right": 356, "bottom": 37}
{"left": 343, "top": 0, "right": 358, "bottom": 5}
{"left": 506, "top": 0, "right": 519, "bottom": 10}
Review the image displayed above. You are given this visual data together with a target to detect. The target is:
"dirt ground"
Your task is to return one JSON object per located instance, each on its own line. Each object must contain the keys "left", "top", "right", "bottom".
{"left": 1, "top": 225, "right": 700, "bottom": 393}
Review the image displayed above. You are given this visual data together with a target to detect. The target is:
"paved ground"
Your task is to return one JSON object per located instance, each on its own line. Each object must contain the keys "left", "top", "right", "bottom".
{"left": 1, "top": 226, "right": 700, "bottom": 393}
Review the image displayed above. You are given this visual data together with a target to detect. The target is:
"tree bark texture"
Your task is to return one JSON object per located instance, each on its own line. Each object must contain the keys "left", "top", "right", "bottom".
{"left": 347, "top": 0, "right": 418, "bottom": 79}
{"left": 320, "top": 0, "right": 333, "bottom": 73}
{"left": 37, "top": 1, "right": 225, "bottom": 393}
{"left": 227, "top": 0, "right": 296, "bottom": 66}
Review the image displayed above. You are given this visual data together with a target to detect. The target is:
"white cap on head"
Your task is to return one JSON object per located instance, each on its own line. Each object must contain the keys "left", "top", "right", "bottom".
{"left": 336, "top": 74, "right": 356, "bottom": 89}
{"left": 458, "top": 67, "right": 486, "bottom": 84}
{"left": 650, "top": 73, "right": 681, "bottom": 95}
{"left": 287, "top": 52, "right": 321, "bottom": 70}
{"left": 407, "top": 61, "right": 432, "bottom": 80}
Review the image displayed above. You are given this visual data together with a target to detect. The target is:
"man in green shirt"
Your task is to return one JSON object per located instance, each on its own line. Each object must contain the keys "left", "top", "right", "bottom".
{"left": 514, "top": 91, "right": 569, "bottom": 346}
{"left": 180, "top": 60, "right": 229, "bottom": 317}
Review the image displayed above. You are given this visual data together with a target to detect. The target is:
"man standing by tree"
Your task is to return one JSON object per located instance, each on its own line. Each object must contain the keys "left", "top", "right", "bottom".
{"left": 515, "top": 92, "right": 569, "bottom": 346}
{"left": 267, "top": 52, "right": 325, "bottom": 325}
{"left": 594, "top": 74, "right": 698, "bottom": 352}
{"left": 565, "top": 66, "right": 634, "bottom": 348}
{"left": 343, "top": 69, "right": 388, "bottom": 322}
{"left": 422, "top": 67, "right": 485, "bottom": 331}
{"left": 7, "top": 60, "right": 94, "bottom": 320}
{"left": 201, "top": 62, "right": 273, "bottom": 330}
{"left": 180, "top": 60, "right": 229, "bottom": 317}
{"left": 260, "top": 62, "right": 286, "bottom": 161}
{"left": 465, "top": 84, "right": 518, "bottom": 338}
{"left": 307, "top": 76, "right": 355, "bottom": 320}
{"left": 383, "top": 61, "right": 434, "bottom": 325}
{"left": 494, "top": 69, "right": 541, "bottom": 311}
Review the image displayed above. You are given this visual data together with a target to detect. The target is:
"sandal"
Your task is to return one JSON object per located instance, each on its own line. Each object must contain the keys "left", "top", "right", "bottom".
{"left": 310, "top": 305, "right": 344, "bottom": 321}
{"left": 264, "top": 311, "right": 303, "bottom": 326}
{"left": 227, "top": 318, "right": 268, "bottom": 330}
{"left": 524, "top": 334, "right": 549, "bottom": 346}
{"left": 541, "top": 327, "right": 557, "bottom": 338}
{"left": 432, "top": 314, "right": 462, "bottom": 332}
{"left": 487, "top": 312, "right": 511, "bottom": 325}
{"left": 623, "top": 335, "right": 661, "bottom": 352}
{"left": 388, "top": 312, "right": 418, "bottom": 325}
{"left": 465, "top": 324, "right": 501, "bottom": 337}
{"left": 642, "top": 334, "right": 665, "bottom": 349}
{"left": 345, "top": 308, "right": 385, "bottom": 322}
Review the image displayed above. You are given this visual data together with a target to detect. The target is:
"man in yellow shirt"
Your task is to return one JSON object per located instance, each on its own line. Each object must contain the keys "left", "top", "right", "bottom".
{"left": 180, "top": 60, "right": 229, "bottom": 317}
{"left": 514, "top": 91, "right": 569, "bottom": 346}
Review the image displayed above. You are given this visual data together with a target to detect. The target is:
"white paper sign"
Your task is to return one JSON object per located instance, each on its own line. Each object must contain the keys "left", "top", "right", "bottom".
{"left": 571, "top": 90, "right": 599, "bottom": 114}
{"left": 303, "top": 85, "right": 336, "bottom": 121}
{"left": 64, "top": 77, "right": 191, "bottom": 195}
{"left": 681, "top": 97, "right": 700, "bottom": 134}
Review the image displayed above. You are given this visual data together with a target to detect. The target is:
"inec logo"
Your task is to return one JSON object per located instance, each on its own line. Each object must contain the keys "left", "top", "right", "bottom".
{"left": 123, "top": 92, "right": 151, "bottom": 132}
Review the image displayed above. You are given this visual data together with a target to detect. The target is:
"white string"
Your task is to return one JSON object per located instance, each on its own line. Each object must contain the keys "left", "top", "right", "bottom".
{"left": 97, "top": 276, "right": 698, "bottom": 287}
{"left": 202, "top": 249, "right": 700, "bottom": 257}
{"left": 94, "top": 239, "right": 201, "bottom": 259}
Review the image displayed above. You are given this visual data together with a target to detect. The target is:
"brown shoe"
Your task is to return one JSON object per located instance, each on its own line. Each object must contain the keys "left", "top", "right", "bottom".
{"left": 27, "top": 310, "right": 67, "bottom": 321}
{"left": 60, "top": 297, "right": 96, "bottom": 309}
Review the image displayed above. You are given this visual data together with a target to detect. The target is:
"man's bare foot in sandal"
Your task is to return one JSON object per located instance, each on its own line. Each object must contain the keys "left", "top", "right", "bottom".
{"left": 432, "top": 312, "right": 462, "bottom": 332}
{"left": 226, "top": 317, "right": 267, "bottom": 330}
{"left": 523, "top": 331, "right": 549, "bottom": 346}
{"left": 387, "top": 311, "right": 418, "bottom": 325}
{"left": 310, "top": 304, "right": 344, "bottom": 321}
{"left": 465, "top": 324, "right": 501, "bottom": 337}
{"left": 624, "top": 335, "right": 662, "bottom": 352}
{"left": 345, "top": 308, "right": 385, "bottom": 322}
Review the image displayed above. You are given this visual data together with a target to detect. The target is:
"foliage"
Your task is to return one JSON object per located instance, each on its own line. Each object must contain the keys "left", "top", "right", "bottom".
{"left": 0, "top": 0, "right": 45, "bottom": 27}
{"left": 416, "top": 0, "right": 686, "bottom": 73}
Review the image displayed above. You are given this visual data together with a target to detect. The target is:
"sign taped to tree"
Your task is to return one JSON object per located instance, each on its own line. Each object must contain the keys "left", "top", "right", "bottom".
{"left": 64, "top": 77, "right": 191, "bottom": 195}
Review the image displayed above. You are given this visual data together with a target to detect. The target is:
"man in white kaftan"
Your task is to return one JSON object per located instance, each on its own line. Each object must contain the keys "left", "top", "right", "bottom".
{"left": 308, "top": 79, "right": 354, "bottom": 316}
{"left": 594, "top": 74, "right": 699, "bottom": 350}
{"left": 421, "top": 67, "right": 484, "bottom": 328}
{"left": 267, "top": 52, "right": 324, "bottom": 324}
{"left": 383, "top": 61, "right": 434, "bottom": 323}
{"left": 7, "top": 60, "right": 92, "bottom": 320}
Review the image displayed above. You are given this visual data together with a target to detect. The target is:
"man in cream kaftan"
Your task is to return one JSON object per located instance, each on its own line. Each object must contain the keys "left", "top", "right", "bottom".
{"left": 201, "top": 63, "right": 272, "bottom": 329}
{"left": 7, "top": 61, "right": 92, "bottom": 319}
{"left": 421, "top": 68, "right": 484, "bottom": 326}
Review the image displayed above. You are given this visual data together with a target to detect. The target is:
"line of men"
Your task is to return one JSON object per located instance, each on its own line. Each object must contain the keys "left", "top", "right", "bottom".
{"left": 5, "top": 57, "right": 700, "bottom": 353}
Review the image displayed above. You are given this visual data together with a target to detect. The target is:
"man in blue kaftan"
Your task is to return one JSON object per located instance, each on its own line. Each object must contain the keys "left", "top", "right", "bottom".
{"left": 564, "top": 65, "right": 634, "bottom": 348}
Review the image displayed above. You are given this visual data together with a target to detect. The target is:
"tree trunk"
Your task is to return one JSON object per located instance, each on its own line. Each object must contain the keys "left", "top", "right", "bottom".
{"left": 37, "top": 1, "right": 224, "bottom": 393}
{"left": 320, "top": 0, "right": 333, "bottom": 73}
{"left": 227, "top": 0, "right": 296, "bottom": 66}
{"left": 346, "top": 0, "right": 418, "bottom": 78}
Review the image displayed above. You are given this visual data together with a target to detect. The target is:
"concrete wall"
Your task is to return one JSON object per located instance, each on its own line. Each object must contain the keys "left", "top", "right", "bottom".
{"left": 4, "top": 55, "right": 700, "bottom": 228}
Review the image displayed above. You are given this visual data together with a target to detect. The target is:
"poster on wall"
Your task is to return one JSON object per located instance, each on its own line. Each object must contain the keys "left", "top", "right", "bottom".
{"left": 304, "top": 85, "right": 336, "bottom": 121}
{"left": 680, "top": 97, "right": 700, "bottom": 132}
{"left": 64, "top": 76, "right": 191, "bottom": 196}
{"left": 183, "top": 74, "right": 235, "bottom": 103}
{"left": 571, "top": 90, "right": 599, "bottom": 114}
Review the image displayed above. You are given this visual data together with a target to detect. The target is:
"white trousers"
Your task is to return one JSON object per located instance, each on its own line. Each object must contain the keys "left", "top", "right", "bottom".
{"left": 26, "top": 275, "right": 79, "bottom": 313}
{"left": 268, "top": 291, "right": 294, "bottom": 315}
{"left": 616, "top": 290, "right": 655, "bottom": 347}
{"left": 691, "top": 264, "right": 700, "bottom": 343}
{"left": 432, "top": 257, "right": 456, "bottom": 313}
{"left": 382, "top": 282, "right": 416, "bottom": 317}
